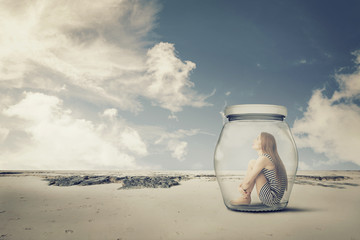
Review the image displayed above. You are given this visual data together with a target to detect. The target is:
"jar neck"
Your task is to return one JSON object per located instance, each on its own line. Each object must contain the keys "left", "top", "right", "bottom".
{"left": 227, "top": 114, "right": 285, "bottom": 121}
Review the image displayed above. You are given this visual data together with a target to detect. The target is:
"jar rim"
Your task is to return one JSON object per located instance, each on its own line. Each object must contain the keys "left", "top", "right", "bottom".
{"left": 225, "top": 104, "right": 287, "bottom": 117}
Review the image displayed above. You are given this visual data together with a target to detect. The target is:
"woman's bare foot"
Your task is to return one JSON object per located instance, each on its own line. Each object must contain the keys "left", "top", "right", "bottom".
{"left": 230, "top": 195, "right": 251, "bottom": 205}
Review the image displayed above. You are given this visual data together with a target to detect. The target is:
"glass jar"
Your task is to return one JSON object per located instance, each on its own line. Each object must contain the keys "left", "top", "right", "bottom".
{"left": 214, "top": 104, "right": 298, "bottom": 212}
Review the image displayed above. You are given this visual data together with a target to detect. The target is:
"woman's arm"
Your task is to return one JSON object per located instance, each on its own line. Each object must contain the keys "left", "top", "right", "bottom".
{"left": 240, "top": 157, "right": 268, "bottom": 191}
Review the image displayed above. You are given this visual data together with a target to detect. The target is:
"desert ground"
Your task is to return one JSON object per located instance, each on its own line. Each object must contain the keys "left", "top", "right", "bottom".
{"left": 0, "top": 170, "right": 359, "bottom": 240}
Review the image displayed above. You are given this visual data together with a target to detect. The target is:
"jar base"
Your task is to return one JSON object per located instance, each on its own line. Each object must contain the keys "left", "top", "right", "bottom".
{"left": 225, "top": 201, "right": 288, "bottom": 212}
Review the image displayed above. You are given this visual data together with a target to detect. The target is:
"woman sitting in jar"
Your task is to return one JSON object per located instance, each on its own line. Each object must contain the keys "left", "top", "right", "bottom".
{"left": 231, "top": 132, "right": 288, "bottom": 206}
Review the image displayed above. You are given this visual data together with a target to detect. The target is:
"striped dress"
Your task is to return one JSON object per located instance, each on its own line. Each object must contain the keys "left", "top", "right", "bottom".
{"left": 259, "top": 153, "right": 286, "bottom": 206}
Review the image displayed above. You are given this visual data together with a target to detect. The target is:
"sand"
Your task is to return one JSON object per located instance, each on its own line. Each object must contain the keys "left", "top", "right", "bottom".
{"left": 0, "top": 170, "right": 360, "bottom": 240}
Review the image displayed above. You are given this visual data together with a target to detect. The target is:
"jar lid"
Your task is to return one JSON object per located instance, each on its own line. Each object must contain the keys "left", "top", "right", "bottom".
{"left": 225, "top": 104, "right": 287, "bottom": 117}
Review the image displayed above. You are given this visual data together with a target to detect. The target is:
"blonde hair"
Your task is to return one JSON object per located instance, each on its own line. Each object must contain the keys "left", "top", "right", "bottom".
{"left": 260, "top": 132, "right": 288, "bottom": 190}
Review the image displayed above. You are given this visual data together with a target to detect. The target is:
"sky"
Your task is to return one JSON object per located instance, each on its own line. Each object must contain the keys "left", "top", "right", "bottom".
{"left": 0, "top": 0, "right": 359, "bottom": 170}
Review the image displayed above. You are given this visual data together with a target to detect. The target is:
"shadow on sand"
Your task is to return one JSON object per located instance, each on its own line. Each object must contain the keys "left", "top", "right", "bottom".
{"left": 281, "top": 207, "right": 319, "bottom": 213}
{"left": 228, "top": 206, "right": 319, "bottom": 214}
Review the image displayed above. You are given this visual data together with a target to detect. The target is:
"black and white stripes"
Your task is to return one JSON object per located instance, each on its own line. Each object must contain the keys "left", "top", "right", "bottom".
{"left": 259, "top": 153, "right": 286, "bottom": 206}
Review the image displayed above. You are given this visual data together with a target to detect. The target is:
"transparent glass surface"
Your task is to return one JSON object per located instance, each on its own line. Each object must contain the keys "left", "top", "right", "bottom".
{"left": 214, "top": 118, "right": 298, "bottom": 212}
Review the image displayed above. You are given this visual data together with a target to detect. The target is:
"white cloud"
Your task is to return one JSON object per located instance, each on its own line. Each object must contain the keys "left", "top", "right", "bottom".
{"left": 1, "top": 92, "right": 142, "bottom": 170}
{"left": 102, "top": 108, "right": 118, "bottom": 119}
{"left": 168, "top": 112, "right": 179, "bottom": 121}
{"left": 168, "top": 140, "right": 188, "bottom": 161}
{"left": 225, "top": 91, "right": 231, "bottom": 96}
{"left": 119, "top": 127, "right": 148, "bottom": 156}
{"left": 298, "top": 161, "right": 311, "bottom": 171}
{"left": 331, "top": 51, "right": 360, "bottom": 101}
{"left": 294, "top": 58, "right": 315, "bottom": 66}
{"left": 0, "top": 0, "right": 158, "bottom": 112}
{"left": 292, "top": 51, "right": 360, "bottom": 166}
{"left": 153, "top": 129, "right": 201, "bottom": 161}
{"left": 298, "top": 59, "right": 307, "bottom": 64}
{"left": 0, "top": 0, "right": 212, "bottom": 114}
{"left": 3, "top": 91, "right": 66, "bottom": 122}
{"left": 0, "top": 0, "right": 213, "bottom": 169}
{"left": 0, "top": 92, "right": 204, "bottom": 169}
{"left": 144, "top": 42, "right": 213, "bottom": 112}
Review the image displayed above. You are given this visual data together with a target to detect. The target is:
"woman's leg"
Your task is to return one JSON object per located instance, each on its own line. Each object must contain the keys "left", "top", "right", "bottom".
{"left": 242, "top": 159, "right": 257, "bottom": 195}
{"left": 231, "top": 160, "right": 268, "bottom": 205}
{"left": 230, "top": 160, "right": 257, "bottom": 205}
{"left": 254, "top": 172, "right": 268, "bottom": 196}
{"left": 243, "top": 160, "right": 269, "bottom": 195}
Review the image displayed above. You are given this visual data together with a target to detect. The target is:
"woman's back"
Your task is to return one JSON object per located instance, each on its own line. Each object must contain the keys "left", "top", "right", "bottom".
{"left": 260, "top": 153, "right": 286, "bottom": 205}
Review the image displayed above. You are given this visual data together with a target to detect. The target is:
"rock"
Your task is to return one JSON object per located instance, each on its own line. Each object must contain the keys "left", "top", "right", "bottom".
{"left": 0, "top": 171, "right": 23, "bottom": 175}
{"left": 45, "top": 176, "right": 107, "bottom": 186}
{"left": 44, "top": 175, "right": 183, "bottom": 189}
{"left": 119, "top": 176, "right": 181, "bottom": 189}
{"left": 296, "top": 175, "right": 351, "bottom": 181}
{"left": 194, "top": 174, "right": 216, "bottom": 178}
{"left": 79, "top": 176, "right": 111, "bottom": 186}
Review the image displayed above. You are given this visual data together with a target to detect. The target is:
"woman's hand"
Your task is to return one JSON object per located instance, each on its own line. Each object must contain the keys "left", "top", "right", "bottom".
{"left": 238, "top": 183, "right": 247, "bottom": 195}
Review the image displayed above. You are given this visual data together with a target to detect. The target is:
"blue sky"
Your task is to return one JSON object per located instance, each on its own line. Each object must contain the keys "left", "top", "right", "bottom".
{"left": 0, "top": 0, "right": 359, "bottom": 170}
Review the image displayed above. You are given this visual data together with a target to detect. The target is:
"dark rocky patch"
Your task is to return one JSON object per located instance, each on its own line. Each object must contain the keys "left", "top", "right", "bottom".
{"left": 118, "top": 176, "right": 183, "bottom": 189}
{"left": 296, "top": 175, "right": 351, "bottom": 181}
{"left": 44, "top": 176, "right": 121, "bottom": 186}
{"left": 194, "top": 174, "right": 216, "bottom": 178}
{"left": 0, "top": 234, "right": 8, "bottom": 240}
{"left": 193, "top": 174, "right": 217, "bottom": 181}
{"left": 43, "top": 175, "right": 186, "bottom": 189}
{"left": 0, "top": 172, "right": 23, "bottom": 175}
{"left": 294, "top": 180, "right": 346, "bottom": 189}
